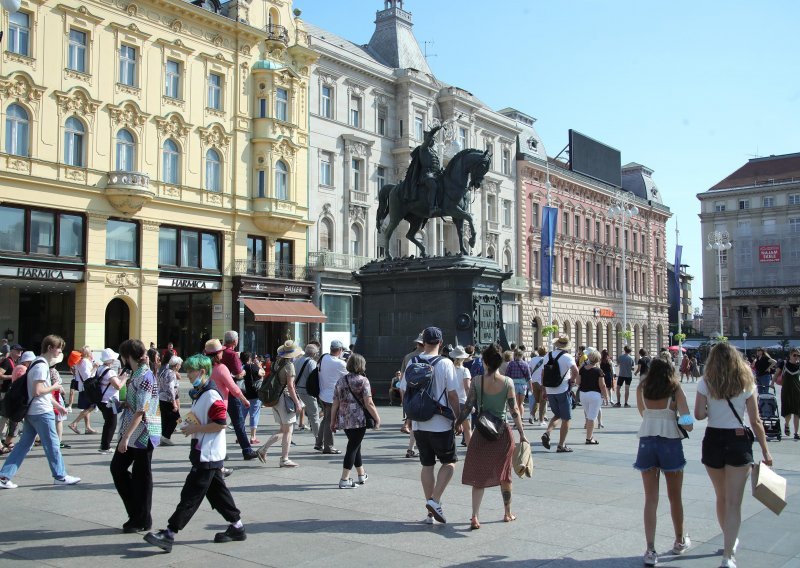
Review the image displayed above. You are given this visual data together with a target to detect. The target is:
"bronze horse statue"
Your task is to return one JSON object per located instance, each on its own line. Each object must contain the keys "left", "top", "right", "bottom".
{"left": 376, "top": 148, "right": 492, "bottom": 259}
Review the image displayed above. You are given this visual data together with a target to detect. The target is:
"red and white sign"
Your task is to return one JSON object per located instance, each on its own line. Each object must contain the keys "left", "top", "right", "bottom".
{"left": 759, "top": 245, "right": 781, "bottom": 263}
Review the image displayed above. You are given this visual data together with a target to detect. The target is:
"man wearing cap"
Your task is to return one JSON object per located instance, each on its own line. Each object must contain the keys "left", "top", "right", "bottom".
{"left": 220, "top": 331, "right": 256, "bottom": 461}
{"left": 541, "top": 336, "right": 579, "bottom": 453}
{"left": 408, "top": 326, "right": 460, "bottom": 524}
{"left": 315, "top": 340, "right": 347, "bottom": 454}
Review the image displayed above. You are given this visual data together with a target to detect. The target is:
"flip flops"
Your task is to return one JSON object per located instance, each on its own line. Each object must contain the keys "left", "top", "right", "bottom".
{"left": 585, "top": 438, "right": 599, "bottom": 445}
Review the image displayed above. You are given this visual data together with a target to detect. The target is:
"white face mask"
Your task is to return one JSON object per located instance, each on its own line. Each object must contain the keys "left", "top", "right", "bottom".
{"left": 47, "top": 351, "right": 64, "bottom": 365}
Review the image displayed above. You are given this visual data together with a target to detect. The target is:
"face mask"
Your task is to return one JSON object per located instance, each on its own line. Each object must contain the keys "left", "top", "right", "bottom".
{"left": 47, "top": 352, "right": 64, "bottom": 366}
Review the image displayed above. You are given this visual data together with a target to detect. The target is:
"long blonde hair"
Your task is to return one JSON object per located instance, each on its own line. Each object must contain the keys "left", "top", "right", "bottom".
{"left": 703, "top": 342, "right": 754, "bottom": 399}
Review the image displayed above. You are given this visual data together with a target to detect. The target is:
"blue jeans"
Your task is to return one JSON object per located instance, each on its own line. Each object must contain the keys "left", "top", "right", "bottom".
{"left": 246, "top": 398, "right": 262, "bottom": 430}
{"left": 0, "top": 412, "right": 66, "bottom": 481}
{"left": 227, "top": 395, "right": 253, "bottom": 456}
{"left": 756, "top": 374, "right": 772, "bottom": 395}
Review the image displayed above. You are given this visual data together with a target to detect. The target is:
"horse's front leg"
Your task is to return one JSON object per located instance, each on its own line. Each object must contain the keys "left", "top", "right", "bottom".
{"left": 405, "top": 217, "right": 427, "bottom": 257}
{"left": 454, "top": 217, "right": 467, "bottom": 255}
{"left": 462, "top": 211, "right": 477, "bottom": 248}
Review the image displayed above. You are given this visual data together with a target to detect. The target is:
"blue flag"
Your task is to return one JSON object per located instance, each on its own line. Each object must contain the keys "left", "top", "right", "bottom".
{"left": 673, "top": 244, "right": 682, "bottom": 310}
{"left": 541, "top": 206, "right": 558, "bottom": 297}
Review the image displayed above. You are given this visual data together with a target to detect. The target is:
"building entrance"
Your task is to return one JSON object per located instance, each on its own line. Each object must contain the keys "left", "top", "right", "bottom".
{"left": 105, "top": 298, "right": 130, "bottom": 350}
{"left": 18, "top": 288, "right": 75, "bottom": 353}
{"left": 157, "top": 291, "right": 212, "bottom": 356}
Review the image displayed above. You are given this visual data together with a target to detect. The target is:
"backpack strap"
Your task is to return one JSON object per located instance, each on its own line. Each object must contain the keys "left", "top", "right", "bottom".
{"left": 97, "top": 367, "right": 113, "bottom": 400}
{"left": 296, "top": 359, "right": 311, "bottom": 389}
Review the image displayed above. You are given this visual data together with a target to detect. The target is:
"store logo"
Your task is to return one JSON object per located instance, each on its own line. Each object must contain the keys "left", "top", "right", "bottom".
{"left": 284, "top": 285, "right": 303, "bottom": 293}
{"left": 17, "top": 267, "right": 65, "bottom": 280}
{"left": 172, "top": 278, "right": 207, "bottom": 289}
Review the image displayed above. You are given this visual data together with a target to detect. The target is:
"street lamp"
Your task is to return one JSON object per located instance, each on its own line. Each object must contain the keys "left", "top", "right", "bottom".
{"left": 743, "top": 331, "right": 748, "bottom": 356}
{"left": 706, "top": 231, "right": 732, "bottom": 339}
{"left": 608, "top": 191, "right": 639, "bottom": 344}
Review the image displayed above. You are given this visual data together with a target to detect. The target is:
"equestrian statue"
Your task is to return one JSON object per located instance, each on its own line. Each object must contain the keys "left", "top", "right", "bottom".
{"left": 376, "top": 124, "right": 492, "bottom": 259}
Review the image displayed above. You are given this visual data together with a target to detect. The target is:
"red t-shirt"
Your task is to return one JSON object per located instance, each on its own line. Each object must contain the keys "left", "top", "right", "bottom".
{"left": 210, "top": 363, "right": 242, "bottom": 408}
{"left": 221, "top": 347, "right": 243, "bottom": 378}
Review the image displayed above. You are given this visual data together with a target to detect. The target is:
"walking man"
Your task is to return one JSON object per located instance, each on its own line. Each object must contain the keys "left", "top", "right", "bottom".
{"left": 541, "top": 336, "right": 579, "bottom": 453}
{"left": 221, "top": 331, "right": 257, "bottom": 461}
{"left": 294, "top": 343, "right": 321, "bottom": 438}
{"left": 615, "top": 345, "right": 635, "bottom": 407}
{"left": 315, "top": 340, "right": 347, "bottom": 454}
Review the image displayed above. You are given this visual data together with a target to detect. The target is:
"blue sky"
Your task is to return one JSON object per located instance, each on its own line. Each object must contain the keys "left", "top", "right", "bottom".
{"left": 296, "top": 0, "right": 800, "bottom": 309}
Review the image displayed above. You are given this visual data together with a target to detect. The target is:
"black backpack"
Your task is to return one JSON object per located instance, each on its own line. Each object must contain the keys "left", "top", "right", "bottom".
{"left": 83, "top": 368, "right": 112, "bottom": 406}
{"left": 305, "top": 355, "right": 324, "bottom": 399}
{"left": 258, "top": 363, "right": 285, "bottom": 408}
{"left": 243, "top": 364, "right": 263, "bottom": 399}
{"left": 639, "top": 357, "right": 651, "bottom": 375}
{"left": 542, "top": 351, "right": 567, "bottom": 388}
{"left": 1, "top": 360, "right": 46, "bottom": 421}
{"left": 403, "top": 355, "right": 452, "bottom": 421}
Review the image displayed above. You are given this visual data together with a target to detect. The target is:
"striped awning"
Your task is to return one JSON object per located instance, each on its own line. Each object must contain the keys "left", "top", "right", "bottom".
{"left": 243, "top": 299, "right": 327, "bottom": 323}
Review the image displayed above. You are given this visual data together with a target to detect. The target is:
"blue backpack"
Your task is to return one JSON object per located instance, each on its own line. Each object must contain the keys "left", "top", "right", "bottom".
{"left": 403, "top": 356, "right": 453, "bottom": 421}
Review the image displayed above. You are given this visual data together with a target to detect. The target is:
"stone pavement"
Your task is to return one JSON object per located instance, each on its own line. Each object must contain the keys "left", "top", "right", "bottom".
{"left": 0, "top": 380, "right": 798, "bottom": 567}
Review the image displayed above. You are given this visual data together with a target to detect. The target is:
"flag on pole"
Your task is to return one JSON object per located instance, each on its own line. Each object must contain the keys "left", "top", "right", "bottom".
{"left": 673, "top": 244, "right": 682, "bottom": 308}
{"left": 541, "top": 206, "right": 558, "bottom": 297}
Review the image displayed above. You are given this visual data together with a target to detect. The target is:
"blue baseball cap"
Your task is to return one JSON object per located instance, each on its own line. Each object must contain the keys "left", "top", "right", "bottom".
{"left": 422, "top": 327, "right": 442, "bottom": 344}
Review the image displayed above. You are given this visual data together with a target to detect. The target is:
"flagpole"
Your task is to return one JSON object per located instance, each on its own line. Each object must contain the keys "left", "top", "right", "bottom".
{"left": 676, "top": 219, "right": 683, "bottom": 370}
{"left": 546, "top": 162, "right": 553, "bottom": 346}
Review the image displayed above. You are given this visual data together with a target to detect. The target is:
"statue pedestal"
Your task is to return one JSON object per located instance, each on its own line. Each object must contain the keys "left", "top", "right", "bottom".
{"left": 353, "top": 254, "right": 510, "bottom": 399}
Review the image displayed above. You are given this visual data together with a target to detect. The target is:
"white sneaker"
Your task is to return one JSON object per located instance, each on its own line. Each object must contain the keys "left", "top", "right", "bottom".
{"left": 423, "top": 514, "right": 434, "bottom": 525}
{"left": 357, "top": 473, "right": 368, "bottom": 485}
{"left": 425, "top": 498, "right": 446, "bottom": 523}
{"left": 97, "top": 449, "right": 113, "bottom": 455}
{"left": 0, "top": 478, "right": 18, "bottom": 489}
{"left": 53, "top": 475, "right": 80, "bottom": 485}
{"left": 672, "top": 535, "right": 691, "bottom": 555}
{"left": 643, "top": 549, "right": 658, "bottom": 566}
{"left": 338, "top": 478, "right": 357, "bottom": 489}
{"left": 540, "top": 421, "right": 547, "bottom": 427}
{"left": 720, "top": 557, "right": 737, "bottom": 568}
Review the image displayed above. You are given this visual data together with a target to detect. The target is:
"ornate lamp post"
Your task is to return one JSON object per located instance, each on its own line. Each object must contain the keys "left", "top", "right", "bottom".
{"left": 608, "top": 192, "right": 639, "bottom": 344}
{"left": 743, "top": 331, "right": 748, "bottom": 357}
{"left": 706, "top": 231, "right": 732, "bottom": 340}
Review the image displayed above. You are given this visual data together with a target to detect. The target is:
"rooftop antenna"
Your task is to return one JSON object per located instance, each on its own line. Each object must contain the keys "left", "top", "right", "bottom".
{"left": 423, "top": 40, "right": 437, "bottom": 60}
{"left": 747, "top": 146, "right": 761, "bottom": 160}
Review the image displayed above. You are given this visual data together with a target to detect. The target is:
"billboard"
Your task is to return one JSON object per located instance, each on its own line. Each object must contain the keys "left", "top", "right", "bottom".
{"left": 759, "top": 245, "right": 781, "bottom": 263}
{"left": 569, "top": 129, "right": 621, "bottom": 187}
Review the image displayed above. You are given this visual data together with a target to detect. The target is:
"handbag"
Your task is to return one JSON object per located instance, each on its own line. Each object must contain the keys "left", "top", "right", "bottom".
{"left": 474, "top": 377, "right": 505, "bottom": 441}
{"left": 726, "top": 398, "right": 755, "bottom": 444}
{"left": 283, "top": 390, "right": 296, "bottom": 413}
{"left": 344, "top": 374, "right": 376, "bottom": 429}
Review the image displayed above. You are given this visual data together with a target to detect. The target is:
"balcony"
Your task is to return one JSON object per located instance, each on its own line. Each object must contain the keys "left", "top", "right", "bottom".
{"left": 308, "top": 251, "right": 372, "bottom": 273}
{"left": 234, "top": 260, "right": 311, "bottom": 281}
{"left": 252, "top": 197, "right": 312, "bottom": 235}
{"left": 504, "top": 276, "right": 529, "bottom": 292}
{"left": 486, "top": 220, "right": 500, "bottom": 234}
{"left": 105, "top": 170, "right": 154, "bottom": 214}
{"left": 265, "top": 24, "right": 289, "bottom": 47}
{"left": 350, "top": 190, "right": 370, "bottom": 205}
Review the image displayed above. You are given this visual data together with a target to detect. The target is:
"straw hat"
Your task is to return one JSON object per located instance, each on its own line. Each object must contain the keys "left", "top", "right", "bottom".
{"left": 277, "top": 340, "right": 303, "bottom": 359}
{"left": 449, "top": 345, "right": 468, "bottom": 360}
{"left": 204, "top": 339, "right": 224, "bottom": 354}
{"left": 553, "top": 336, "right": 571, "bottom": 349}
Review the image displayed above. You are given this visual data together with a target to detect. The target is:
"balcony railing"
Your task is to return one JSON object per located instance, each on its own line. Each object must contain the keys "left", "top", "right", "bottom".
{"left": 350, "top": 190, "right": 370, "bottom": 205}
{"left": 308, "top": 251, "right": 372, "bottom": 272}
{"left": 107, "top": 170, "right": 150, "bottom": 190}
{"left": 234, "top": 260, "right": 310, "bottom": 281}
{"left": 504, "top": 276, "right": 529, "bottom": 291}
{"left": 265, "top": 24, "right": 289, "bottom": 46}
{"left": 486, "top": 220, "right": 500, "bottom": 234}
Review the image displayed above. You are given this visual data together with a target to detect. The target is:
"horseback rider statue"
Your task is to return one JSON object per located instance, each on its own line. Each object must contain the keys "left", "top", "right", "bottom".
{"left": 402, "top": 124, "right": 443, "bottom": 217}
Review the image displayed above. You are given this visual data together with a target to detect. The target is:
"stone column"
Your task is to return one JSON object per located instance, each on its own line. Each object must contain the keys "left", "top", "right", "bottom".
{"left": 782, "top": 304, "right": 793, "bottom": 337}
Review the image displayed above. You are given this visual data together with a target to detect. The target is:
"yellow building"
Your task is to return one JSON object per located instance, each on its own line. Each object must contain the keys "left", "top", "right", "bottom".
{"left": 0, "top": 0, "right": 319, "bottom": 356}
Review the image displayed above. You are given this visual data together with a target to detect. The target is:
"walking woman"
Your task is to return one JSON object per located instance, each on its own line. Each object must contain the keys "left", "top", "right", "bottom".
{"left": 255, "top": 340, "right": 303, "bottom": 467}
{"left": 695, "top": 342, "right": 773, "bottom": 568}
{"left": 241, "top": 352, "right": 264, "bottom": 444}
{"left": 97, "top": 349, "right": 125, "bottom": 454}
{"left": 450, "top": 346, "right": 472, "bottom": 447}
{"left": 111, "top": 339, "right": 161, "bottom": 533}
{"left": 753, "top": 347, "right": 776, "bottom": 394}
{"left": 775, "top": 348, "right": 800, "bottom": 438}
{"left": 458, "top": 344, "right": 528, "bottom": 529}
{"left": 331, "top": 353, "right": 381, "bottom": 488}
{"left": 600, "top": 349, "right": 615, "bottom": 405}
{"left": 68, "top": 346, "right": 98, "bottom": 435}
{"left": 578, "top": 351, "right": 608, "bottom": 444}
{"left": 157, "top": 356, "right": 183, "bottom": 446}
{"left": 635, "top": 358, "right": 693, "bottom": 566}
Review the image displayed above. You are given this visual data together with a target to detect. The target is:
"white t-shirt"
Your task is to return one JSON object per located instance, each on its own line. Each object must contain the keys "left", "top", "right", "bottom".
{"left": 407, "top": 353, "right": 457, "bottom": 432}
{"left": 75, "top": 358, "right": 93, "bottom": 392}
{"left": 27, "top": 357, "right": 54, "bottom": 416}
{"left": 528, "top": 356, "right": 545, "bottom": 384}
{"left": 97, "top": 364, "right": 120, "bottom": 404}
{"left": 544, "top": 349, "right": 576, "bottom": 395}
{"left": 317, "top": 353, "right": 347, "bottom": 404}
{"left": 697, "top": 378, "right": 755, "bottom": 429}
{"left": 454, "top": 365, "right": 470, "bottom": 404}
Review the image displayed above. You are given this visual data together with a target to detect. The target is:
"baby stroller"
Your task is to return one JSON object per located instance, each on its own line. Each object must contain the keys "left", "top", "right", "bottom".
{"left": 758, "top": 386, "right": 781, "bottom": 441}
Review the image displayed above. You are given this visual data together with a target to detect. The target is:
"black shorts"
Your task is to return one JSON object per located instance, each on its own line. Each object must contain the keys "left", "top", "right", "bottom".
{"left": 618, "top": 376, "right": 632, "bottom": 385}
{"left": 701, "top": 427, "right": 753, "bottom": 469}
{"left": 604, "top": 373, "right": 613, "bottom": 389}
{"left": 413, "top": 429, "right": 457, "bottom": 467}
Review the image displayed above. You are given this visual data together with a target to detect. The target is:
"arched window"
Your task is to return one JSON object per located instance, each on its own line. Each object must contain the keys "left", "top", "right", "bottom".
{"left": 6, "top": 104, "right": 29, "bottom": 157}
{"left": 205, "top": 148, "right": 221, "bottom": 192}
{"left": 319, "top": 218, "right": 333, "bottom": 251}
{"left": 64, "top": 117, "right": 84, "bottom": 167}
{"left": 350, "top": 223, "right": 362, "bottom": 256}
{"left": 268, "top": 8, "right": 279, "bottom": 27}
{"left": 162, "top": 139, "right": 180, "bottom": 185}
{"left": 275, "top": 160, "right": 288, "bottom": 200}
{"left": 115, "top": 129, "right": 135, "bottom": 171}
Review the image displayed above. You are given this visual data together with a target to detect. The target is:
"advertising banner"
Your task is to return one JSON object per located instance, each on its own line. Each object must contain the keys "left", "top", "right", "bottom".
{"left": 540, "top": 206, "right": 558, "bottom": 297}
{"left": 759, "top": 245, "right": 781, "bottom": 263}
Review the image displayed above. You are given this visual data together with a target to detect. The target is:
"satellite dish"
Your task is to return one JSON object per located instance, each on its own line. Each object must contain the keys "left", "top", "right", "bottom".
{"left": 0, "top": 0, "right": 21, "bottom": 14}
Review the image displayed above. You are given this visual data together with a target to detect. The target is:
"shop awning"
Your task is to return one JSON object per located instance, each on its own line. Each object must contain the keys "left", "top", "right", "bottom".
{"left": 242, "top": 299, "right": 327, "bottom": 323}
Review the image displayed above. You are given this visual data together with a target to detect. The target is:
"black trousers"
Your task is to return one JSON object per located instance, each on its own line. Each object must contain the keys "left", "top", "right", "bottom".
{"left": 159, "top": 400, "right": 180, "bottom": 439}
{"left": 98, "top": 403, "right": 118, "bottom": 451}
{"left": 110, "top": 441, "right": 153, "bottom": 527}
{"left": 167, "top": 466, "right": 240, "bottom": 533}
{"left": 343, "top": 427, "right": 366, "bottom": 470}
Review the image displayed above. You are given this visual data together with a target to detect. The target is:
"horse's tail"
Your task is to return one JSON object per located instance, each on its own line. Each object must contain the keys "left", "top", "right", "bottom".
{"left": 376, "top": 183, "right": 392, "bottom": 233}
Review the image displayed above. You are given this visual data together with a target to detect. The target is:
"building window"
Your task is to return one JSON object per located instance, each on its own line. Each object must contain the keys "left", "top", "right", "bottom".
{"left": 563, "top": 213, "right": 569, "bottom": 236}
{"left": 119, "top": 45, "right": 137, "bottom": 87}
{"left": 377, "top": 105, "right": 387, "bottom": 135}
{"left": 738, "top": 199, "right": 750, "bottom": 210}
{"left": 246, "top": 235, "right": 266, "bottom": 274}
{"left": 8, "top": 11, "right": 30, "bottom": 57}
{"left": 158, "top": 227, "right": 177, "bottom": 266}
{"left": 165, "top": 60, "right": 181, "bottom": 99}
{"left": 789, "top": 194, "right": 800, "bottom": 206}
{"left": 487, "top": 194, "right": 497, "bottom": 222}
{"left": 605, "top": 224, "right": 610, "bottom": 244}
{"left": 258, "top": 98, "right": 267, "bottom": 118}
{"left": 275, "top": 160, "right": 288, "bottom": 200}
{"left": 563, "top": 257, "right": 570, "bottom": 284}
{"left": 532, "top": 250, "right": 539, "bottom": 281}
{"left": 350, "top": 96, "right": 361, "bottom": 127}
{"left": 29, "top": 211, "right": 54, "bottom": 255}
{"left": 763, "top": 218, "right": 776, "bottom": 234}
{"left": 59, "top": 213, "right": 83, "bottom": 257}
{"left": 615, "top": 227, "right": 619, "bottom": 247}
{"left": 633, "top": 231, "right": 638, "bottom": 253}
{"left": 575, "top": 259, "right": 580, "bottom": 286}
{"left": 376, "top": 166, "right": 386, "bottom": 191}
{"left": 274, "top": 239, "right": 293, "bottom": 272}
{"left": 106, "top": 219, "right": 137, "bottom": 265}
{"left": 586, "top": 260, "right": 591, "bottom": 287}
{"left": 207, "top": 73, "right": 222, "bottom": 110}
{"left": 68, "top": 28, "right": 87, "bottom": 73}
{"left": 414, "top": 113, "right": 424, "bottom": 141}
{"left": 275, "top": 88, "right": 288, "bottom": 121}
{"left": 458, "top": 127, "right": 468, "bottom": 150}
{"left": 606, "top": 265, "right": 611, "bottom": 289}
{"left": 585, "top": 218, "right": 591, "bottom": 241}
{"left": 64, "top": 117, "right": 85, "bottom": 167}
{"left": 719, "top": 250, "right": 728, "bottom": 266}
{"left": 502, "top": 149, "right": 510, "bottom": 175}
{"left": 503, "top": 199, "right": 512, "bottom": 227}
{"left": 350, "top": 224, "right": 362, "bottom": 256}
{"left": 532, "top": 203, "right": 539, "bottom": 227}
{"left": 319, "top": 218, "right": 333, "bottom": 252}
{"left": 115, "top": 129, "right": 135, "bottom": 171}
{"left": 790, "top": 218, "right": 800, "bottom": 234}
{"left": 162, "top": 139, "right": 180, "bottom": 185}
{"left": 596, "top": 262, "right": 601, "bottom": 287}
{"left": 257, "top": 170, "right": 266, "bottom": 197}
{"left": 634, "top": 271, "right": 639, "bottom": 293}
{"left": 205, "top": 148, "right": 221, "bottom": 192}
{"left": 321, "top": 85, "right": 332, "bottom": 118}
{"left": 0, "top": 206, "right": 84, "bottom": 258}
{"left": 574, "top": 216, "right": 581, "bottom": 239}
{"left": 624, "top": 229, "right": 629, "bottom": 250}
{"left": 5, "top": 104, "right": 29, "bottom": 157}
{"left": 616, "top": 267, "right": 621, "bottom": 290}
{"left": 159, "top": 226, "right": 220, "bottom": 271}
{"left": 714, "top": 201, "right": 726, "bottom": 212}
{"left": 641, "top": 234, "right": 645, "bottom": 252}
{"left": 763, "top": 196, "right": 775, "bottom": 208}
{"left": 655, "top": 237, "right": 661, "bottom": 257}
{"left": 320, "top": 152, "right": 332, "bottom": 186}
{"left": 351, "top": 158, "right": 361, "bottom": 192}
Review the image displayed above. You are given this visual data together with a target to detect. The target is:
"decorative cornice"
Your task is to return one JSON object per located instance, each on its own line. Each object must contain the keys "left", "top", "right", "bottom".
{"left": 54, "top": 88, "right": 101, "bottom": 118}
{"left": 106, "top": 101, "right": 150, "bottom": 130}
{"left": 154, "top": 113, "right": 192, "bottom": 140}
{"left": 198, "top": 123, "right": 231, "bottom": 149}
{"left": 0, "top": 73, "right": 46, "bottom": 106}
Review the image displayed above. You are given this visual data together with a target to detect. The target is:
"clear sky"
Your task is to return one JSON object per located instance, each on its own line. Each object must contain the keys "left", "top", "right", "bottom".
{"left": 296, "top": 0, "right": 800, "bottom": 310}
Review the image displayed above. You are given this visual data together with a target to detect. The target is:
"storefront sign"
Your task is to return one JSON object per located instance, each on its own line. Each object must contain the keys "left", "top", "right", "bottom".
{"left": 0, "top": 266, "right": 84, "bottom": 282}
{"left": 158, "top": 277, "right": 221, "bottom": 290}
{"left": 599, "top": 308, "right": 616, "bottom": 318}
{"left": 759, "top": 245, "right": 781, "bottom": 263}
{"left": 239, "top": 279, "right": 313, "bottom": 297}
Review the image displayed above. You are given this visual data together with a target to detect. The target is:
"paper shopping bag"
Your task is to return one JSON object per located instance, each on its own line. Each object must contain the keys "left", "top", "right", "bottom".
{"left": 751, "top": 462, "right": 787, "bottom": 515}
{"left": 513, "top": 440, "right": 533, "bottom": 478}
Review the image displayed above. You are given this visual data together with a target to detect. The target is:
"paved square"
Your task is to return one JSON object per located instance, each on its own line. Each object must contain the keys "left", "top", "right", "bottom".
{"left": 1, "top": 381, "right": 798, "bottom": 567}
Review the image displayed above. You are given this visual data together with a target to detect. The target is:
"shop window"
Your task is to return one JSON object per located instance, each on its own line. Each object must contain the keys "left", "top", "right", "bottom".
{"left": 68, "top": 28, "right": 87, "bottom": 73}
{"left": 246, "top": 235, "right": 266, "bottom": 274}
{"left": 29, "top": 211, "right": 55, "bottom": 255}
{"left": 275, "top": 88, "right": 288, "bottom": 121}
{"left": 8, "top": 11, "right": 30, "bottom": 57}
{"left": 115, "top": 129, "right": 135, "bottom": 171}
{"left": 205, "top": 148, "right": 221, "bottom": 192}
{"left": 0, "top": 205, "right": 83, "bottom": 258}
{"left": 162, "top": 139, "right": 180, "bottom": 185}
{"left": 6, "top": 104, "right": 29, "bottom": 157}
{"left": 64, "top": 117, "right": 85, "bottom": 167}
{"left": 106, "top": 219, "right": 138, "bottom": 265}
{"left": 275, "top": 160, "right": 288, "bottom": 200}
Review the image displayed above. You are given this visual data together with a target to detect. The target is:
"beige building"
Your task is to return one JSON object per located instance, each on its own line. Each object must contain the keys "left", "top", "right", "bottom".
{"left": 0, "top": 0, "right": 319, "bottom": 356}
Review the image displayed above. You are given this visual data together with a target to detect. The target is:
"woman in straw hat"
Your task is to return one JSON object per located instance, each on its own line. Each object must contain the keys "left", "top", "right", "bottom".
{"left": 255, "top": 340, "right": 303, "bottom": 467}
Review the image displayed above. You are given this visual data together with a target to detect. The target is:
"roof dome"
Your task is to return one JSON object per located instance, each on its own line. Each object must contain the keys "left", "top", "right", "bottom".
{"left": 621, "top": 162, "right": 662, "bottom": 204}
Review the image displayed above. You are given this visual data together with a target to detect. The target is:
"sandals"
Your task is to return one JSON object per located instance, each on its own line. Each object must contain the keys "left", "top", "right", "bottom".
{"left": 541, "top": 432, "right": 551, "bottom": 450}
{"left": 68, "top": 424, "right": 80, "bottom": 435}
{"left": 470, "top": 516, "right": 481, "bottom": 530}
{"left": 556, "top": 445, "right": 573, "bottom": 453}
{"left": 405, "top": 449, "right": 418, "bottom": 458}
{"left": 85, "top": 429, "right": 99, "bottom": 435}
{"left": 256, "top": 447, "right": 267, "bottom": 464}
{"left": 785, "top": 425, "right": 791, "bottom": 436}
{"left": 585, "top": 438, "right": 599, "bottom": 445}
{"left": 794, "top": 434, "right": 800, "bottom": 440}
{"left": 322, "top": 448, "right": 341, "bottom": 455}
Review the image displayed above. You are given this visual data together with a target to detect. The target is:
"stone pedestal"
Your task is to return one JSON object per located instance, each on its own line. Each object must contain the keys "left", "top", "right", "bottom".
{"left": 354, "top": 254, "right": 510, "bottom": 399}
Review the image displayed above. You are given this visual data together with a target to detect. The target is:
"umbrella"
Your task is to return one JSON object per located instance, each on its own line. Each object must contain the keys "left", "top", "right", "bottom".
{"left": 668, "top": 345, "right": 686, "bottom": 353}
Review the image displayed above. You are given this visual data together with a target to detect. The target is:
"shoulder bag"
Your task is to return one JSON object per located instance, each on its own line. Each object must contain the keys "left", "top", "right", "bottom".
{"left": 726, "top": 397, "right": 755, "bottom": 444}
{"left": 474, "top": 376, "right": 505, "bottom": 441}
{"left": 344, "top": 374, "right": 375, "bottom": 429}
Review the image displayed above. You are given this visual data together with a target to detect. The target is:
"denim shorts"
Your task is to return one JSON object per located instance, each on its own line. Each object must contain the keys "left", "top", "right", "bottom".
{"left": 548, "top": 391, "right": 572, "bottom": 420}
{"left": 634, "top": 436, "right": 686, "bottom": 473}
{"left": 513, "top": 380, "right": 528, "bottom": 395}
